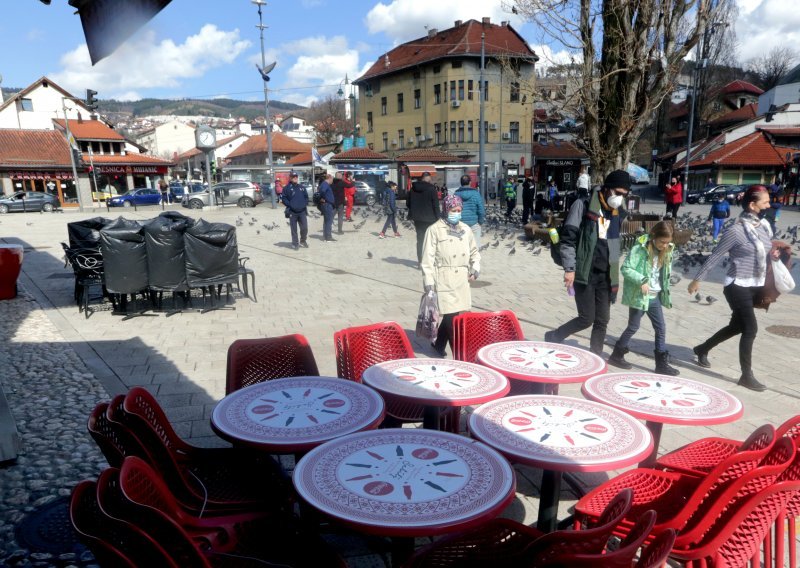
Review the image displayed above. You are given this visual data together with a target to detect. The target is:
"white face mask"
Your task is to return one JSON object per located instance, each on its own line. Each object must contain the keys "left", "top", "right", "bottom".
{"left": 607, "top": 194, "right": 624, "bottom": 209}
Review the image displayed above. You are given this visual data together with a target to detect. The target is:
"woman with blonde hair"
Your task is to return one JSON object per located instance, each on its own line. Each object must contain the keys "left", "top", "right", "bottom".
{"left": 608, "top": 221, "right": 679, "bottom": 374}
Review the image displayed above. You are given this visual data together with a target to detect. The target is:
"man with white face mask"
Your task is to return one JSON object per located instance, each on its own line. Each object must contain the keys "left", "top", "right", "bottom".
{"left": 544, "top": 170, "right": 630, "bottom": 355}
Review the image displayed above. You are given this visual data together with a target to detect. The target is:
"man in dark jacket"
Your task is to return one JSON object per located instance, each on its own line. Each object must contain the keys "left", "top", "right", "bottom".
{"left": 407, "top": 172, "right": 440, "bottom": 263}
{"left": 544, "top": 170, "right": 630, "bottom": 355}
{"left": 280, "top": 172, "right": 309, "bottom": 250}
{"left": 331, "top": 172, "right": 347, "bottom": 235}
{"left": 454, "top": 174, "right": 485, "bottom": 247}
{"left": 521, "top": 176, "right": 534, "bottom": 224}
{"left": 318, "top": 173, "right": 336, "bottom": 242}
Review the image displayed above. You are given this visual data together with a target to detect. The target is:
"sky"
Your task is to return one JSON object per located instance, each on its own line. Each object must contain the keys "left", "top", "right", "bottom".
{"left": 0, "top": 0, "right": 795, "bottom": 108}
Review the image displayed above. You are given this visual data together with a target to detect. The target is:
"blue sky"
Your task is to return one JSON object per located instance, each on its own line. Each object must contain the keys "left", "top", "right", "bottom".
{"left": 0, "top": 0, "right": 791, "bottom": 107}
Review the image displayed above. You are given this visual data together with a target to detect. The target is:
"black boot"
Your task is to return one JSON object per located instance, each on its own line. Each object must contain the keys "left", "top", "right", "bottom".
{"left": 654, "top": 350, "right": 680, "bottom": 376}
{"left": 737, "top": 370, "right": 766, "bottom": 392}
{"left": 607, "top": 345, "right": 632, "bottom": 369}
{"left": 693, "top": 345, "right": 711, "bottom": 368}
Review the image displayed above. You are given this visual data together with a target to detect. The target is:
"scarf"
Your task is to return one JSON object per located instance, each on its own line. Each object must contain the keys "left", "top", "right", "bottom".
{"left": 739, "top": 211, "right": 767, "bottom": 284}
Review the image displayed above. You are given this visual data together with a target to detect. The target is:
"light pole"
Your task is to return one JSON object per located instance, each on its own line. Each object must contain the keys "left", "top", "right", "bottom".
{"left": 349, "top": 92, "right": 357, "bottom": 139}
{"left": 252, "top": 0, "right": 277, "bottom": 208}
{"left": 478, "top": 32, "right": 486, "bottom": 201}
{"left": 61, "top": 98, "right": 85, "bottom": 212}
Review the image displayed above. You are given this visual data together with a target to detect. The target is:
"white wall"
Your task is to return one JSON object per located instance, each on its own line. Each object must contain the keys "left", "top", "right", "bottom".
{"left": 0, "top": 82, "right": 89, "bottom": 129}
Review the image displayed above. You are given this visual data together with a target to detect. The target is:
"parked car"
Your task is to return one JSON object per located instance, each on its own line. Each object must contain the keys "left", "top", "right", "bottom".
{"left": 168, "top": 182, "right": 203, "bottom": 201}
{"left": 92, "top": 187, "right": 121, "bottom": 202}
{"left": 686, "top": 184, "right": 731, "bottom": 204}
{"left": 353, "top": 181, "right": 377, "bottom": 206}
{"left": 0, "top": 191, "right": 61, "bottom": 214}
{"left": 724, "top": 184, "right": 747, "bottom": 205}
{"left": 181, "top": 181, "right": 264, "bottom": 209}
{"left": 108, "top": 187, "right": 162, "bottom": 207}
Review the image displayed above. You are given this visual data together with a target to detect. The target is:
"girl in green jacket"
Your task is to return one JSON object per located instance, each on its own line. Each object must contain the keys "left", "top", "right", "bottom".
{"left": 608, "top": 221, "right": 679, "bottom": 375}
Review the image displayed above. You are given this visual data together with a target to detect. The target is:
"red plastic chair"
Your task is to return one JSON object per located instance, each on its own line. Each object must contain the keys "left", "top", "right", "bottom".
{"left": 70, "top": 479, "right": 178, "bottom": 568}
{"left": 334, "top": 321, "right": 460, "bottom": 431}
{"left": 635, "top": 528, "right": 678, "bottom": 568}
{"left": 656, "top": 423, "right": 776, "bottom": 477}
{"left": 451, "top": 310, "right": 524, "bottom": 364}
{"left": 771, "top": 430, "right": 800, "bottom": 568}
{"left": 87, "top": 399, "right": 153, "bottom": 468}
{"left": 575, "top": 427, "right": 777, "bottom": 540}
{"left": 403, "top": 488, "right": 633, "bottom": 568}
{"left": 119, "top": 387, "right": 292, "bottom": 516}
{"left": 225, "top": 334, "right": 319, "bottom": 394}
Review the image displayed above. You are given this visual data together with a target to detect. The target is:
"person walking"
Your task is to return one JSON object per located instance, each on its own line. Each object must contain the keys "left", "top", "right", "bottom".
{"left": 407, "top": 172, "right": 441, "bottom": 264}
{"left": 421, "top": 194, "right": 480, "bottom": 357}
{"left": 607, "top": 221, "right": 679, "bottom": 375}
{"left": 378, "top": 181, "right": 401, "bottom": 238}
{"left": 577, "top": 167, "right": 590, "bottom": 196}
{"left": 344, "top": 173, "right": 356, "bottom": 221}
{"left": 280, "top": 172, "right": 309, "bottom": 250}
{"left": 504, "top": 177, "right": 517, "bottom": 220}
{"left": 521, "top": 176, "right": 534, "bottom": 225}
{"left": 665, "top": 176, "right": 682, "bottom": 218}
{"left": 544, "top": 170, "right": 630, "bottom": 355}
{"left": 708, "top": 193, "right": 730, "bottom": 243}
{"left": 318, "top": 173, "right": 335, "bottom": 242}
{"left": 158, "top": 178, "right": 169, "bottom": 205}
{"left": 454, "top": 175, "right": 485, "bottom": 248}
{"left": 548, "top": 178, "right": 559, "bottom": 211}
{"left": 689, "top": 185, "right": 781, "bottom": 392}
{"left": 331, "top": 172, "right": 346, "bottom": 235}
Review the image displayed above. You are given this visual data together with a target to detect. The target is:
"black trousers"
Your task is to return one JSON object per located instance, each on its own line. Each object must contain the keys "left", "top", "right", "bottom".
{"left": 666, "top": 203, "right": 681, "bottom": 218}
{"left": 434, "top": 312, "right": 462, "bottom": 352}
{"left": 414, "top": 221, "right": 433, "bottom": 262}
{"left": 289, "top": 210, "right": 308, "bottom": 245}
{"left": 550, "top": 271, "right": 611, "bottom": 354}
{"left": 697, "top": 283, "right": 760, "bottom": 374}
{"left": 522, "top": 200, "right": 533, "bottom": 224}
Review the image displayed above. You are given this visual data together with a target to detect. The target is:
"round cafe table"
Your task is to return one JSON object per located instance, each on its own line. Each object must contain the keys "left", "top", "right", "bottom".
{"left": 469, "top": 395, "right": 652, "bottom": 532}
{"left": 211, "top": 376, "right": 385, "bottom": 454}
{"left": 361, "top": 358, "right": 509, "bottom": 430}
{"left": 477, "top": 341, "right": 607, "bottom": 393}
{"left": 582, "top": 372, "right": 743, "bottom": 467}
{"left": 293, "top": 428, "right": 516, "bottom": 563}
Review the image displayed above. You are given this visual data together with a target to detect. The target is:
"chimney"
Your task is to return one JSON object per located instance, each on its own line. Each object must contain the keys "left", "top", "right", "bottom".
{"left": 501, "top": 21, "right": 509, "bottom": 26}
{"left": 428, "top": 28, "right": 437, "bottom": 38}
{"left": 77, "top": 112, "right": 83, "bottom": 124}
{"left": 454, "top": 20, "right": 462, "bottom": 27}
{"left": 482, "top": 17, "right": 490, "bottom": 24}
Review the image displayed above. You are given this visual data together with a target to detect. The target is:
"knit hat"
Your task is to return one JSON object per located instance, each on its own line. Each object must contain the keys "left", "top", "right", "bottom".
{"left": 603, "top": 170, "right": 631, "bottom": 191}
{"left": 443, "top": 194, "right": 463, "bottom": 212}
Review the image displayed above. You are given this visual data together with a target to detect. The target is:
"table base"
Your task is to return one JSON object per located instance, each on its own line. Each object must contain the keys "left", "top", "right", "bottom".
{"left": 538, "top": 469, "right": 563, "bottom": 532}
{"left": 639, "top": 421, "right": 663, "bottom": 468}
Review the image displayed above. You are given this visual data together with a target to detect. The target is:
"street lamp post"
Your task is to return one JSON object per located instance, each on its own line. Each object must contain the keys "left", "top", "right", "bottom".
{"left": 252, "top": 0, "right": 277, "bottom": 209}
{"left": 478, "top": 32, "right": 486, "bottom": 201}
{"left": 61, "top": 98, "right": 85, "bottom": 212}
{"left": 349, "top": 93, "right": 357, "bottom": 139}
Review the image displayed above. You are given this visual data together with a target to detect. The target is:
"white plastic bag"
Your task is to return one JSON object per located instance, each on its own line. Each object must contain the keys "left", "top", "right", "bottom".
{"left": 415, "top": 290, "right": 440, "bottom": 342}
{"left": 772, "top": 259, "right": 795, "bottom": 294}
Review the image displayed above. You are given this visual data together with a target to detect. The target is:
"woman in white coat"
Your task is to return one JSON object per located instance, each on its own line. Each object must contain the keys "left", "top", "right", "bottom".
{"left": 421, "top": 194, "right": 481, "bottom": 356}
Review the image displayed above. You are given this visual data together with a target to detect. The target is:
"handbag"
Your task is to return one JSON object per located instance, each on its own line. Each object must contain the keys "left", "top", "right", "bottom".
{"left": 415, "top": 290, "right": 440, "bottom": 342}
{"left": 755, "top": 242, "right": 793, "bottom": 310}
{"left": 772, "top": 258, "right": 795, "bottom": 293}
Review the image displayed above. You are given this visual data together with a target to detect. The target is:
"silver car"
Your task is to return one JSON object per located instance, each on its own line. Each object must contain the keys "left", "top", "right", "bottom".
{"left": 353, "top": 181, "right": 377, "bottom": 206}
{"left": 182, "top": 181, "right": 264, "bottom": 209}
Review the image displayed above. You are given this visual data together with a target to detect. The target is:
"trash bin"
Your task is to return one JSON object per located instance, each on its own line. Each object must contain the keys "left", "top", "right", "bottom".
{"left": 99, "top": 218, "right": 149, "bottom": 294}
{"left": 0, "top": 244, "right": 23, "bottom": 300}
{"left": 184, "top": 219, "right": 239, "bottom": 287}
{"left": 144, "top": 213, "right": 195, "bottom": 291}
{"left": 67, "top": 217, "right": 112, "bottom": 249}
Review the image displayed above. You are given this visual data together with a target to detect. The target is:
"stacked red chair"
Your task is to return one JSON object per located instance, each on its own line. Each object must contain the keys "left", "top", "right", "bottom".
{"left": 225, "top": 334, "right": 319, "bottom": 394}
{"left": 451, "top": 310, "right": 524, "bottom": 364}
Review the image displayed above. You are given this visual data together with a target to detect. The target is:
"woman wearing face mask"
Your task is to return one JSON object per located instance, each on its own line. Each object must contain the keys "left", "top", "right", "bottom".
{"left": 689, "top": 185, "right": 781, "bottom": 392}
{"left": 544, "top": 170, "right": 629, "bottom": 355}
{"left": 421, "top": 194, "right": 481, "bottom": 357}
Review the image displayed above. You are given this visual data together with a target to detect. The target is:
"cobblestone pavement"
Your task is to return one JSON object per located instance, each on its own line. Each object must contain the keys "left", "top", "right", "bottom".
{"left": 1, "top": 200, "right": 799, "bottom": 566}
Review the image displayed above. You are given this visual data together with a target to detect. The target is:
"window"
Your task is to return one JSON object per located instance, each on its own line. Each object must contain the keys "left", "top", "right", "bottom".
{"left": 102, "top": 142, "right": 111, "bottom": 154}
{"left": 398, "top": 129, "right": 405, "bottom": 149}
{"left": 382, "top": 131, "right": 388, "bottom": 151}
{"left": 365, "top": 83, "right": 374, "bottom": 97}
{"left": 739, "top": 97, "right": 746, "bottom": 108}
{"left": 510, "top": 82, "right": 520, "bottom": 102}
{"left": 452, "top": 60, "right": 462, "bottom": 69}
{"left": 367, "top": 111, "right": 373, "bottom": 132}
{"left": 381, "top": 97, "right": 387, "bottom": 115}
{"left": 458, "top": 121, "right": 465, "bottom": 143}
{"left": 397, "top": 93, "right": 404, "bottom": 113}
{"left": 414, "top": 89, "right": 421, "bottom": 109}
{"left": 91, "top": 141, "right": 101, "bottom": 153}
{"left": 434, "top": 123, "right": 442, "bottom": 144}
{"left": 20, "top": 98, "right": 33, "bottom": 111}
{"left": 450, "top": 81, "right": 456, "bottom": 101}
{"left": 433, "top": 65, "right": 441, "bottom": 73}
{"left": 484, "top": 81, "right": 489, "bottom": 101}
{"left": 450, "top": 121, "right": 456, "bottom": 143}
{"left": 414, "top": 126, "right": 422, "bottom": 140}
{"left": 434, "top": 84, "right": 441, "bottom": 104}
{"left": 509, "top": 121, "right": 520, "bottom": 143}
{"left": 468, "top": 80, "right": 474, "bottom": 101}
{"left": 467, "top": 121, "right": 474, "bottom": 142}
{"left": 458, "top": 80, "right": 464, "bottom": 100}
{"left": 712, "top": 102, "right": 722, "bottom": 112}
{"left": 413, "top": 71, "right": 421, "bottom": 80}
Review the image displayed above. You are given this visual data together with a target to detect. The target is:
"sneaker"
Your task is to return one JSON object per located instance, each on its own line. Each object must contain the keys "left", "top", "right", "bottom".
{"left": 394, "top": 232, "right": 402, "bottom": 238}
{"left": 693, "top": 345, "right": 711, "bottom": 368}
{"left": 378, "top": 233, "right": 386, "bottom": 239}
{"left": 292, "top": 244, "right": 299, "bottom": 250}
{"left": 325, "top": 238, "right": 337, "bottom": 242}
{"left": 543, "top": 330, "right": 561, "bottom": 344}
{"left": 300, "top": 241, "right": 309, "bottom": 248}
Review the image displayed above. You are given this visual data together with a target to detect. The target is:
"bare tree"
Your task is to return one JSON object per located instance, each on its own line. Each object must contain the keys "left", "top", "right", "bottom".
{"left": 746, "top": 46, "right": 800, "bottom": 91}
{"left": 507, "top": 0, "right": 729, "bottom": 178}
{"left": 302, "top": 95, "right": 348, "bottom": 144}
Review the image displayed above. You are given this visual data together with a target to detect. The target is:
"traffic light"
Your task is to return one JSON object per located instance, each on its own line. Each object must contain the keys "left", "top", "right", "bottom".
{"left": 86, "top": 89, "right": 98, "bottom": 111}
{"left": 71, "top": 147, "right": 84, "bottom": 168}
{"left": 210, "top": 160, "right": 216, "bottom": 175}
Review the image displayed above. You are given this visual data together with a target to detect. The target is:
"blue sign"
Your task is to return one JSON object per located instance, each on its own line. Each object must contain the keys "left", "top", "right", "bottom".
{"left": 356, "top": 136, "right": 366, "bottom": 148}
{"left": 342, "top": 137, "right": 353, "bottom": 151}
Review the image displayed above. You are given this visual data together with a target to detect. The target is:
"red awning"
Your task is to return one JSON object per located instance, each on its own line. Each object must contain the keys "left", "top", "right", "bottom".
{"left": 405, "top": 163, "right": 436, "bottom": 178}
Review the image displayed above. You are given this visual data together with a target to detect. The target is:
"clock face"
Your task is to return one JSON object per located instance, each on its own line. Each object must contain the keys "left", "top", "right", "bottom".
{"left": 198, "top": 131, "right": 215, "bottom": 146}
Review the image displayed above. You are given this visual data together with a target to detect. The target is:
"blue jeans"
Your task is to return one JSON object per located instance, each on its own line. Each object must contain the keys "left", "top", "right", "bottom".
{"left": 381, "top": 213, "right": 397, "bottom": 234}
{"left": 289, "top": 209, "right": 308, "bottom": 246}
{"left": 712, "top": 218, "right": 725, "bottom": 240}
{"left": 617, "top": 295, "right": 667, "bottom": 352}
{"left": 322, "top": 203, "right": 334, "bottom": 240}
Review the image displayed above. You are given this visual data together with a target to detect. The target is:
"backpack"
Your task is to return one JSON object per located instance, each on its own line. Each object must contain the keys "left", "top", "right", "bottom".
{"left": 312, "top": 186, "right": 323, "bottom": 208}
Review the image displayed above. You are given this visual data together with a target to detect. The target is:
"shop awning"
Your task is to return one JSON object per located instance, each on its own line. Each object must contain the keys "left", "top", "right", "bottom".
{"left": 405, "top": 163, "right": 436, "bottom": 177}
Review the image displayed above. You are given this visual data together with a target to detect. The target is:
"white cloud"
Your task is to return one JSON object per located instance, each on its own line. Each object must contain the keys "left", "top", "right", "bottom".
{"left": 530, "top": 44, "right": 580, "bottom": 74}
{"left": 365, "top": 0, "right": 523, "bottom": 43}
{"left": 50, "top": 24, "right": 250, "bottom": 100}
{"left": 735, "top": 0, "right": 800, "bottom": 63}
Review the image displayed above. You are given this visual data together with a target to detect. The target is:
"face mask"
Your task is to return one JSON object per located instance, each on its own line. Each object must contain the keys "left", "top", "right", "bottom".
{"left": 447, "top": 212, "right": 461, "bottom": 224}
{"left": 607, "top": 194, "right": 624, "bottom": 209}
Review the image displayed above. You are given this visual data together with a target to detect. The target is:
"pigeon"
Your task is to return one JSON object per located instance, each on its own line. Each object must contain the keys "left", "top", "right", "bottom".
{"left": 367, "top": 251, "right": 373, "bottom": 259}
{"left": 508, "top": 246, "right": 516, "bottom": 256}
{"left": 695, "top": 293, "right": 702, "bottom": 302}
{"left": 669, "top": 274, "right": 682, "bottom": 286}
{"left": 256, "top": 230, "right": 260, "bottom": 235}
{"left": 491, "top": 241, "right": 500, "bottom": 248}
{"left": 706, "top": 295, "right": 718, "bottom": 304}
{"left": 532, "top": 248, "right": 541, "bottom": 256}
{"left": 479, "top": 243, "right": 489, "bottom": 251}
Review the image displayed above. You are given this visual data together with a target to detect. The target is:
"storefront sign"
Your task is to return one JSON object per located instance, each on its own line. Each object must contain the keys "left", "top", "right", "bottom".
{"left": 335, "top": 163, "right": 390, "bottom": 174}
{"left": 95, "top": 165, "right": 167, "bottom": 175}
{"left": 7, "top": 171, "right": 73, "bottom": 180}
{"left": 545, "top": 160, "right": 580, "bottom": 166}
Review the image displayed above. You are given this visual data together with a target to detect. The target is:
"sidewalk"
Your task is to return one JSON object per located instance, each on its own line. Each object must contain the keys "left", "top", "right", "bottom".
{"left": 1, "top": 202, "right": 799, "bottom": 565}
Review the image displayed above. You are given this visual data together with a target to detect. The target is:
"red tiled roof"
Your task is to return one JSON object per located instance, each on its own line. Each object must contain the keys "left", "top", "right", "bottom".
{"left": 357, "top": 19, "right": 536, "bottom": 82}
{"left": 286, "top": 151, "right": 312, "bottom": 165}
{"left": 668, "top": 101, "right": 689, "bottom": 119}
{"left": 0, "top": 129, "right": 71, "bottom": 168}
{"left": 675, "top": 131, "right": 787, "bottom": 168}
{"left": 709, "top": 103, "right": 758, "bottom": 125}
{"left": 721, "top": 80, "right": 764, "bottom": 96}
{"left": 396, "top": 148, "right": 466, "bottom": 163}
{"left": 176, "top": 147, "right": 203, "bottom": 160}
{"left": 227, "top": 132, "right": 310, "bottom": 158}
{"left": 53, "top": 118, "right": 124, "bottom": 140}
{"left": 532, "top": 140, "right": 587, "bottom": 160}
{"left": 758, "top": 127, "right": 800, "bottom": 137}
{"left": 329, "top": 147, "right": 392, "bottom": 162}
